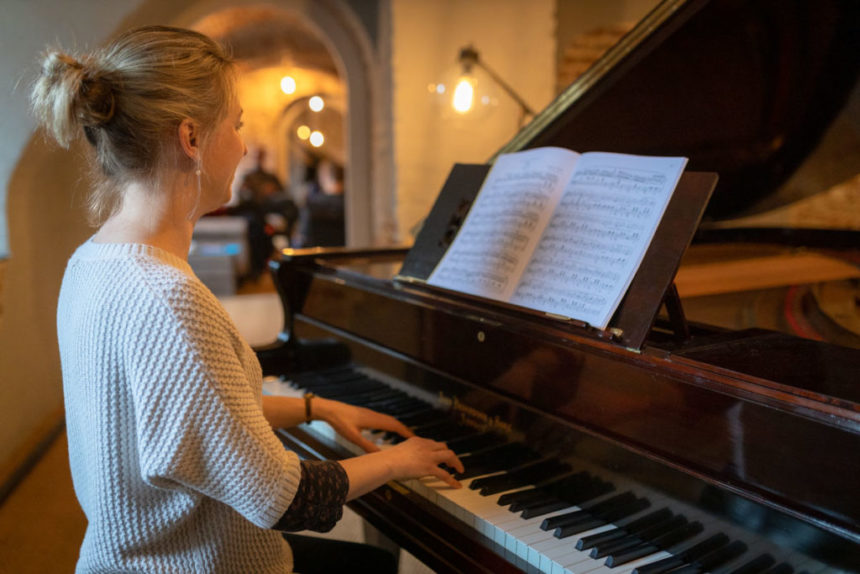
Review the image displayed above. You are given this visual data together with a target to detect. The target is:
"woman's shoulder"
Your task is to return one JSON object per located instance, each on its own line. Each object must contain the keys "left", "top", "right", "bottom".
{"left": 75, "top": 240, "right": 215, "bottom": 307}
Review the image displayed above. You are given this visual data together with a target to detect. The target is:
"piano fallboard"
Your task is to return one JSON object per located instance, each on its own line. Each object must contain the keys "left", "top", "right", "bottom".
{"left": 257, "top": 252, "right": 860, "bottom": 573}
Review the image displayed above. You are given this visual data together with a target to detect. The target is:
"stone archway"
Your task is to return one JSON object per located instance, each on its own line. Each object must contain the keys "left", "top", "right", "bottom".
{"left": 172, "top": 0, "right": 395, "bottom": 246}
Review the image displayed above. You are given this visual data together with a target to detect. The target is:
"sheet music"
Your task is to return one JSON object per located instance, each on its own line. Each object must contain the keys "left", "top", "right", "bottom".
{"left": 510, "top": 152, "right": 687, "bottom": 328}
{"left": 428, "top": 147, "right": 579, "bottom": 300}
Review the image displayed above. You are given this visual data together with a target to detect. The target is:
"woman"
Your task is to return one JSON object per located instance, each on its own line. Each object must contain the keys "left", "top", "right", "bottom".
{"left": 31, "top": 25, "right": 462, "bottom": 573}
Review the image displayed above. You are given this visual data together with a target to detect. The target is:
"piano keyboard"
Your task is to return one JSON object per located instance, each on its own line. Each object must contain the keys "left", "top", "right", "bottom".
{"left": 264, "top": 365, "right": 842, "bottom": 574}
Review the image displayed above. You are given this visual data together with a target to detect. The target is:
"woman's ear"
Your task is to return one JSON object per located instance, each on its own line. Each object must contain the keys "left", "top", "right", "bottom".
{"left": 178, "top": 118, "right": 199, "bottom": 162}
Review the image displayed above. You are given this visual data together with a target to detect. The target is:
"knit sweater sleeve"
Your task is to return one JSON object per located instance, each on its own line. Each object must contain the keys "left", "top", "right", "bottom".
{"left": 126, "top": 263, "right": 301, "bottom": 529}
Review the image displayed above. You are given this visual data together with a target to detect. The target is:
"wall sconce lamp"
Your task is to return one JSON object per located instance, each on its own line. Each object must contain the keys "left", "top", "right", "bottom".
{"left": 435, "top": 45, "right": 536, "bottom": 127}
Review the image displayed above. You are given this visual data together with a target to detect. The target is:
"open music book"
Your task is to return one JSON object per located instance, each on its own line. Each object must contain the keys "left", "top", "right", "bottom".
{"left": 426, "top": 147, "right": 687, "bottom": 329}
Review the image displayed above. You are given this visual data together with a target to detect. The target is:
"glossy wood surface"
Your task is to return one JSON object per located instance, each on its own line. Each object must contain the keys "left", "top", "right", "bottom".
{"left": 260, "top": 251, "right": 860, "bottom": 571}
{"left": 283, "top": 256, "right": 860, "bottom": 538}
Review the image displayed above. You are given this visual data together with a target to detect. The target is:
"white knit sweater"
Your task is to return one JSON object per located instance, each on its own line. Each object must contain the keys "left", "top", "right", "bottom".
{"left": 57, "top": 239, "right": 302, "bottom": 573}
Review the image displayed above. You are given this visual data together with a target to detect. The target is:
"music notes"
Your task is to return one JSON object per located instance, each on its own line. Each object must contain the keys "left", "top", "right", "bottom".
{"left": 429, "top": 147, "right": 578, "bottom": 300}
{"left": 428, "top": 148, "right": 686, "bottom": 329}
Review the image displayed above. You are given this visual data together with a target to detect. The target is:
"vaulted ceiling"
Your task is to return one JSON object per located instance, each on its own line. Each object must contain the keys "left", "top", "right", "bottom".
{"left": 194, "top": 5, "right": 338, "bottom": 75}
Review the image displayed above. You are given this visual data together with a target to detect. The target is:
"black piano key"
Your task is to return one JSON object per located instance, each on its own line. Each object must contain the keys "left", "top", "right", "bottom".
{"left": 631, "top": 555, "right": 686, "bottom": 574}
{"left": 520, "top": 499, "right": 572, "bottom": 519}
{"left": 456, "top": 443, "right": 541, "bottom": 479}
{"left": 473, "top": 458, "right": 572, "bottom": 495}
{"left": 543, "top": 509, "right": 593, "bottom": 533}
{"left": 591, "top": 535, "right": 646, "bottom": 560}
{"left": 389, "top": 398, "right": 433, "bottom": 414}
{"left": 591, "top": 515, "right": 688, "bottom": 559}
{"left": 410, "top": 418, "right": 459, "bottom": 436}
{"left": 498, "top": 487, "right": 546, "bottom": 508}
{"left": 576, "top": 508, "right": 673, "bottom": 550}
{"left": 509, "top": 494, "right": 558, "bottom": 513}
{"left": 290, "top": 366, "right": 360, "bottom": 387}
{"left": 469, "top": 457, "right": 564, "bottom": 489}
{"left": 398, "top": 409, "right": 445, "bottom": 427}
{"left": 365, "top": 396, "right": 421, "bottom": 413}
{"left": 315, "top": 383, "right": 388, "bottom": 400}
{"left": 666, "top": 540, "right": 748, "bottom": 574}
{"left": 577, "top": 527, "right": 628, "bottom": 551}
{"left": 549, "top": 474, "right": 614, "bottom": 505}
{"left": 446, "top": 432, "right": 506, "bottom": 455}
{"left": 603, "top": 521, "right": 704, "bottom": 567}
{"left": 541, "top": 491, "right": 637, "bottom": 531}
{"left": 553, "top": 497, "right": 650, "bottom": 539}
{"left": 761, "top": 564, "right": 794, "bottom": 574}
{"left": 501, "top": 470, "right": 593, "bottom": 508}
{"left": 415, "top": 421, "right": 473, "bottom": 442}
{"left": 632, "top": 533, "right": 730, "bottom": 574}
{"left": 604, "top": 543, "right": 662, "bottom": 568}
{"left": 649, "top": 519, "right": 703, "bottom": 549}
{"left": 298, "top": 372, "right": 372, "bottom": 389}
{"left": 514, "top": 473, "right": 613, "bottom": 515}
{"left": 380, "top": 395, "right": 427, "bottom": 417}
{"left": 695, "top": 539, "right": 748, "bottom": 569}
{"left": 341, "top": 391, "right": 406, "bottom": 407}
{"left": 730, "top": 554, "right": 777, "bottom": 574}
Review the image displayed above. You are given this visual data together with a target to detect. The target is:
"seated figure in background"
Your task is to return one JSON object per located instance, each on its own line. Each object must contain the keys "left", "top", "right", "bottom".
{"left": 232, "top": 147, "right": 299, "bottom": 279}
{"left": 299, "top": 159, "right": 346, "bottom": 247}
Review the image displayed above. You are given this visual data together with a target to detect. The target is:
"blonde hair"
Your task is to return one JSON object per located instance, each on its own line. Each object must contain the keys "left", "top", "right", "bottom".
{"left": 30, "top": 25, "right": 236, "bottom": 224}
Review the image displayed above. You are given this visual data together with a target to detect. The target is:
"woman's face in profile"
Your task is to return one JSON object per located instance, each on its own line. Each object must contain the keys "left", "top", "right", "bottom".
{"left": 203, "top": 99, "right": 247, "bottom": 209}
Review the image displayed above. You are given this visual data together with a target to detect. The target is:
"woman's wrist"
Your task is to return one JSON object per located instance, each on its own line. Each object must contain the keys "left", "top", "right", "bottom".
{"left": 311, "top": 396, "right": 331, "bottom": 423}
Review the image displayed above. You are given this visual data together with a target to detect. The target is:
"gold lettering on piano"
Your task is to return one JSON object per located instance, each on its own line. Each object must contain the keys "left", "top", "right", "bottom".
{"left": 449, "top": 396, "right": 514, "bottom": 435}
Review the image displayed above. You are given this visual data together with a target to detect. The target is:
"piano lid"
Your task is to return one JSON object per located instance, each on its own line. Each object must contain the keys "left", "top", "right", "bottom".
{"left": 497, "top": 0, "right": 860, "bottom": 219}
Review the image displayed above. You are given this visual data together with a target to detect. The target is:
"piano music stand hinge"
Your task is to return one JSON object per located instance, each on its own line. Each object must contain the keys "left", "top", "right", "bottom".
{"left": 663, "top": 282, "right": 691, "bottom": 343}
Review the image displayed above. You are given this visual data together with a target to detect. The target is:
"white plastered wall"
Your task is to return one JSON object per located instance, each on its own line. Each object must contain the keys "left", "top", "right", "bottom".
{"left": 391, "top": 0, "right": 557, "bottom": 239}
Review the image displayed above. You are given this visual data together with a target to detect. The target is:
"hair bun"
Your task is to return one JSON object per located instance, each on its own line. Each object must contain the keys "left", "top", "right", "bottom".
{"left": 30, "top": 50, "right": 115, "bottom": 147}
{"left": 79, "top": 70, "right": 116, "bottom": 127}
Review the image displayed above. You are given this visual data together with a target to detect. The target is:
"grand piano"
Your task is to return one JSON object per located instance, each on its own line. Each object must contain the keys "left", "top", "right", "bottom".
{"left": 258, "top": 0, "right": 860, "bottom": 571}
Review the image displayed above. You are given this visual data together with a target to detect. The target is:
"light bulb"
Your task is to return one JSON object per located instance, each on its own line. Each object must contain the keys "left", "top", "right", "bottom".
{"left": 296, "top": 125, "right": 311, "bottom": 140}
{"left": 452, "top": 77, "right": 475, "bottom": 114}
{"left": 280, "top": 76, "right": 296, "bottom": 94}
{"left": 431, "top": 64, "right": 498, "bottom": 122}
{"left": 309, "top": 131, "right": 324, "bottom": 147}
{"left": 309, "top": 96, "right": 325, "bottom": 112}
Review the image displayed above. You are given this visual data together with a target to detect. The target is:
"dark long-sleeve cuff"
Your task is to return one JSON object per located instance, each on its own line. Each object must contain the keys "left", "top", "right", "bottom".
{"left": 272, "top": 460, "right": 349, "bottom": 533}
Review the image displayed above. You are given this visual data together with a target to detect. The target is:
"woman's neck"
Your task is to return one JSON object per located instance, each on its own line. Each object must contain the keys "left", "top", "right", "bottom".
{"left": 93, "top": 179, "right": 198, "bottom": 260}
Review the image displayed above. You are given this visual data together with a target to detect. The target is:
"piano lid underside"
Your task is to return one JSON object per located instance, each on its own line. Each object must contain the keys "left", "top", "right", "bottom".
{"left": 502, "top": 0, "right": 860, "bottom": 219}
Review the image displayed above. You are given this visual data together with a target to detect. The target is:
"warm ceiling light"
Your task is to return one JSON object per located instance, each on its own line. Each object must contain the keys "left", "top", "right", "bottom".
{"left": 280, "top": 75, "right": 296, "bottom": 95}
{"left": 296, "top": 125, "right": 311, "bottom": 140}
{"left": 309, "top": 130, "right": 324, "bottom": 147}
{"left": 308, "top": 96, "right": 324, "bottom": 112}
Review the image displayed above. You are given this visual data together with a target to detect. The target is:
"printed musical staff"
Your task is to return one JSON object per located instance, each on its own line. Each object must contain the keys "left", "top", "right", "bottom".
{"left": 428, "top": 147, "right": 686, "bottom": 328}
{"left": 428, "top": 147, "right": 578, "bottom": 300}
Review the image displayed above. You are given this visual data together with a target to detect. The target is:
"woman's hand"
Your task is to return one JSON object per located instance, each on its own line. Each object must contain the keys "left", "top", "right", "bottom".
{"left": 339, "top": 435, "right": 466, "bottom": 499}
{"left": 314, "top": 397, "right": 414, "bottom": 453}
{"left": 381, "top": 436, "right": 465, "bottom": 489}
